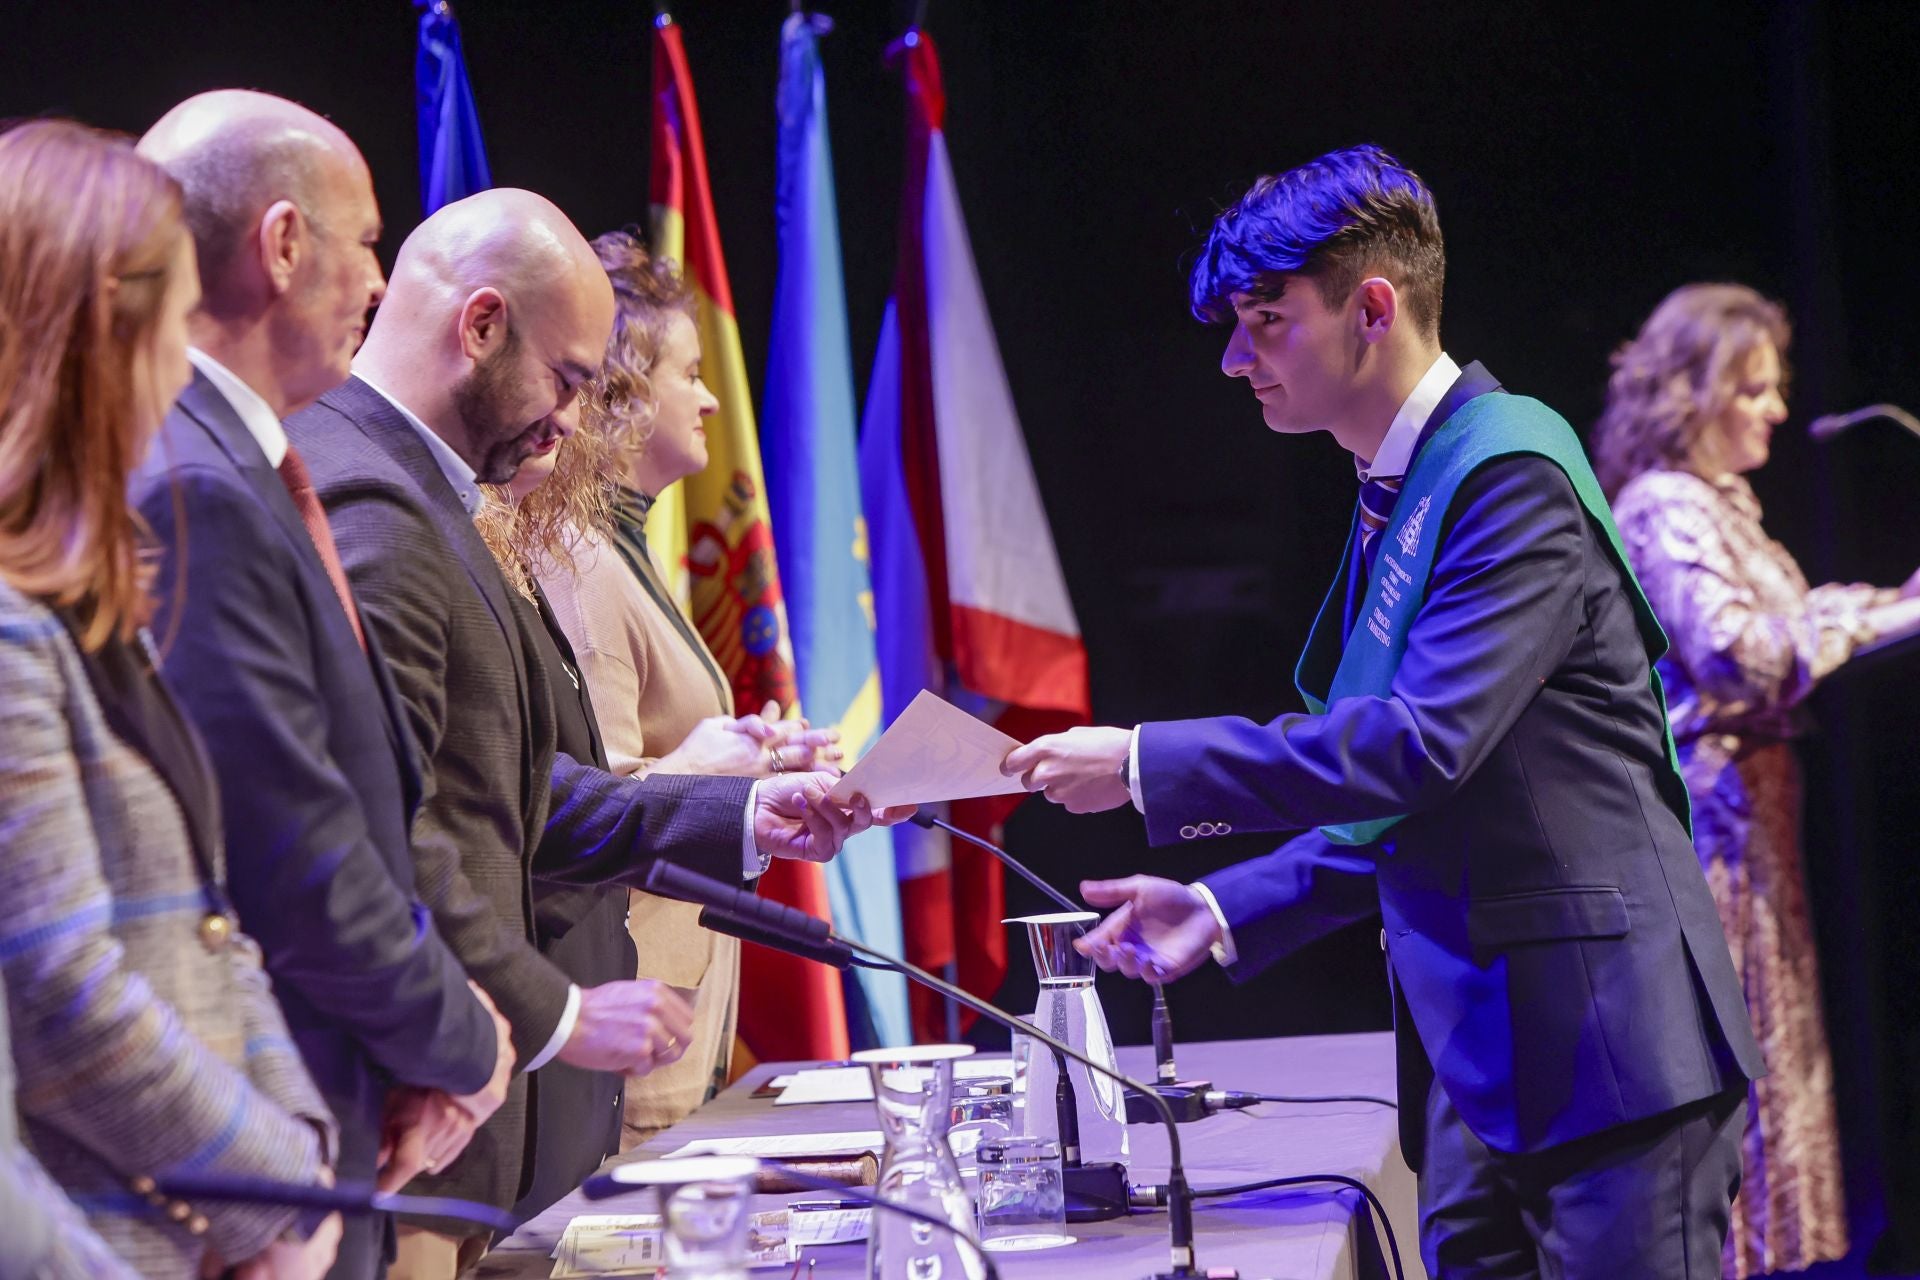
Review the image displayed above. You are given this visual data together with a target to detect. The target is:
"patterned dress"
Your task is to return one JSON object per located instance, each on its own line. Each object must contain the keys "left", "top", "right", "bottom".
{"left": 1615, "top": 468, "right": 1893, "bottom": 1278}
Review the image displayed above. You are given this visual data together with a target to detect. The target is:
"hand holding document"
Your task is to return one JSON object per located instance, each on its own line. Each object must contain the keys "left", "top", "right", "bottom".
{"left": 826, "top": 690, "right": 1028, "bottom": 809}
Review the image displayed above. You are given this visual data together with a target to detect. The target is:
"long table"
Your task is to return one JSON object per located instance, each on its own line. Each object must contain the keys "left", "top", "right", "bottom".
{"left": 479, "top": 1032, "right": 1425, "bottom": 1280}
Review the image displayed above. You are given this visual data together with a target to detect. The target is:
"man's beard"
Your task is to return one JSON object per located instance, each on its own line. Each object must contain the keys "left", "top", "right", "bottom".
{"left": 451, "top": 336, "right": 541, "bottom": 485}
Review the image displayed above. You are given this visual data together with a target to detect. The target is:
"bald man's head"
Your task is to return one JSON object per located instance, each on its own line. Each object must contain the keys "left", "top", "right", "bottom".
{"left": 359, "top": 188, "right": 614, "bottom": 484}
{"left": 139, "top": 90, "right": 385, "bottom": 411}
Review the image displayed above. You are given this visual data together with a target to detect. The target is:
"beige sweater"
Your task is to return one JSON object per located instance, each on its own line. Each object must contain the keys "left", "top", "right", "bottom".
{"left": 536, "top": 526, "right": 740, "bottom": 1143}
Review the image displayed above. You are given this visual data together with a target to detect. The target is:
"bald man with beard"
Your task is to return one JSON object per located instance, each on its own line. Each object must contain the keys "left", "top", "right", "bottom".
{"left": 132, "top": 91, "right": 510, "bottom": 1280}
{"left": 285, "top": 188, "right": 878, "bottom": 1275}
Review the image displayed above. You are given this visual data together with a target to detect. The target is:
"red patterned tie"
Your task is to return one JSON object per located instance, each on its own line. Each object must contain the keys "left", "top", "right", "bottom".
{"left": 277, "top": 445, "right": 366, "bottom": 651}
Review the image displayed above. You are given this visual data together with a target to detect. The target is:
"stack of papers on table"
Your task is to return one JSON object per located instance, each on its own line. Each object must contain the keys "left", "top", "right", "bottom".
{"left": 773, "top": 1057, "right": 1017, "bottom": 1106}
{"left": 660, "top": 1130, "right": 884, "bottom": 1160}
{"left": 549, "top": 1207, "right": 870, "bottom": 1276}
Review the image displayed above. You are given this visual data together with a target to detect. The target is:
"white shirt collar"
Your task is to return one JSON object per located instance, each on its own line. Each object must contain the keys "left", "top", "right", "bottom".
{"left": 1356, "top": 351, "right": 1461, "bottom": 482}
{"left": 186, "top": 348, "right": 288, "bottom": 469}
{"left": 351, "top": 366, "right": 484, "bottom": 517}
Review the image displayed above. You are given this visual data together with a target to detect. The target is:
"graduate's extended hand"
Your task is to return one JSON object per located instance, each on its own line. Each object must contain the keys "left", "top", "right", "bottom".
{"left": 1074, "top": 876, "right": 1223, "bottom": 983}
{"left": 1002, "top": 726, "right": 1132, "bottom": 813}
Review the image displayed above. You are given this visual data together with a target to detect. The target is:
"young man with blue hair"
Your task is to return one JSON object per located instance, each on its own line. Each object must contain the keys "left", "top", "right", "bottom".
{"left": 1005, "top": 145, "right": 1764, "bottom": 1278}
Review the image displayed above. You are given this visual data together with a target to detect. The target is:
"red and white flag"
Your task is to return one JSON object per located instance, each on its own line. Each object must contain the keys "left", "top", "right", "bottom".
{"left": 859, "top": 29, "right": 1089, "bottom": 1037}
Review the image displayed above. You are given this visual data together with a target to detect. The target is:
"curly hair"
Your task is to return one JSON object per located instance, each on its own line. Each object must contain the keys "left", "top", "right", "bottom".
{"left": 1591, "top": 283, "right": 1790, "bottom": 498}
{"left": 476, "top": 423, "right": 617, "bottom": 599}
{"left": 477, "top": 228, "right": 694, "bottom": 596}
{"left": 1190, "top": 144, "right": 1445, "bottom": 338}
{"left": 582, "top": 227, "right": 695, "bottom": 462}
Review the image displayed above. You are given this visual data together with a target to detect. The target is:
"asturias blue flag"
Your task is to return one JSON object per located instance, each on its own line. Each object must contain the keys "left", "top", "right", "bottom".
{"left": 415, "top": 0, "right": 492, "bottom": 215}
{"left": 763, "top": 11, "right": 909, "bottom": 1049}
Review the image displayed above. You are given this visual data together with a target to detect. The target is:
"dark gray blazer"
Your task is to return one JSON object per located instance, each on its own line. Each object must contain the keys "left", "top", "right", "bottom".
{"left": 285, "top": 376, "right": 753, "bottom": 1219}
{"left": 132, "top": 370, "right": 499, "bottom": 1275}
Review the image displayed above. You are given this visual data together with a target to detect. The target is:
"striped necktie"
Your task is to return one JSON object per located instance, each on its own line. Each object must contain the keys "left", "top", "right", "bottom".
{"left": 1357, "top": 473, "right": 1404, "bottom": 560}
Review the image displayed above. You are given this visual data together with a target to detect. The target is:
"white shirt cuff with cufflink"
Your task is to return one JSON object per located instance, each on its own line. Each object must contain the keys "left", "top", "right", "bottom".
{"left": 743, "top": 779, "right": 773, "bottom": 878}
{"left": 1127, "top": 725, "right": 1145, "bottom": 813}
{"left": 1188, "top": 881, "right": 1239, "bottom": 969}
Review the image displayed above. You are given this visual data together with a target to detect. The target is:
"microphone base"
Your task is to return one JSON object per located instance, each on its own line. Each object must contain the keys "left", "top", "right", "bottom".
{"left": 1063, "top": 1160, "right": 1130, "bottom": 1222}
{"left": 1123, "top": 1084, "right": 1213, "bottom": 1124}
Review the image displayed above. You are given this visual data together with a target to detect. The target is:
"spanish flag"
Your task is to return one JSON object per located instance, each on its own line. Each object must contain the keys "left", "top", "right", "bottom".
{"left": 649, "top": 11, "right": 848, "bottom": 1061}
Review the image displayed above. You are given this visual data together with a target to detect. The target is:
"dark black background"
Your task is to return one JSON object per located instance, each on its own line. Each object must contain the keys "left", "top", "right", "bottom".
{"left": 11, "top": 0, "right": 1920, "bottom": 1259}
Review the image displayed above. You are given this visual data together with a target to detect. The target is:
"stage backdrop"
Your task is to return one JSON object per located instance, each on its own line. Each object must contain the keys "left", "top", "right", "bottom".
{"left": 12, "top": 0, "right": 1920, "bottom": 1258}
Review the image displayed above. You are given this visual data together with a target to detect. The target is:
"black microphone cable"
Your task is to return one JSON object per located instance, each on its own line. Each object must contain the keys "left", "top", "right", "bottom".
{"left": 1244, "top": 1092, "right": 1397, "bottom": 1109}
{"left": 1134, "top": 1172, "right": 1405, "bottom": 1280}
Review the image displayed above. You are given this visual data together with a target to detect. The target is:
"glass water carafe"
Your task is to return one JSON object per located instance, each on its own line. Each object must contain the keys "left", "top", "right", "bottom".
{"left": 852, "top": 1044, "right": 988, "bottom": 1280}
{"left": 1008, "top": 911, "right": 1129, "bottom": 1165}
{"left": 611, "top": 1155, "right": 759, "bottom": 1280}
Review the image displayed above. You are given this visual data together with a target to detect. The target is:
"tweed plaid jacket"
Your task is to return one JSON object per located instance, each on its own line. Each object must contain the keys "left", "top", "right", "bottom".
{"left": 0, "top": 580, "right": 334, "bottom": 1278}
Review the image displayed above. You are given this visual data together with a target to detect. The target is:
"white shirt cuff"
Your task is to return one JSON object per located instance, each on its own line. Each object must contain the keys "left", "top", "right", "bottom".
{"left": 1127, "top": 725, "right": 1145, "bottom": 814}
{"left": 1188, "top": 882, "right": 1238, "bottom": 968}
{"left": 526, "top": 983, "right": 581, "bottom": 1071}
{"left": 742, "top": 780, "right": 772, "bottom": 878}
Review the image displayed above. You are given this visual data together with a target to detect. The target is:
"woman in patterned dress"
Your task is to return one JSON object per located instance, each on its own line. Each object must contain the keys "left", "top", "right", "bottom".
{"left": 1595, "top": 282, "right": 1920, "bottom": 1277}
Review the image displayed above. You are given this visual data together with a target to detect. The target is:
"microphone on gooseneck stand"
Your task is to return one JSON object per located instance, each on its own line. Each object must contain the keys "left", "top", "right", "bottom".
{"left": 1152, "top": 983, "right": 1177, "bottom": 1085}
{"left": 908, "top": 812, "right": 1218, "bottom": 1128}
{"left": 647, "top": 862, "right": 1210, "bottom": 1280}
{"left": 908, "top": 810, "right": 1079, "bottom": 912}
{"left": 147, "top": 1174, "right": 520, "bottom": 1235}
{"left": 1807, "top": 401, "right": 1920, "bottom": 443}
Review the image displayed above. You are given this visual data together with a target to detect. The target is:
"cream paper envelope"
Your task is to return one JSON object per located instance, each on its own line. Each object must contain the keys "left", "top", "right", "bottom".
{"left": 826, "top": 689, "right": 1030, "bottom": 808}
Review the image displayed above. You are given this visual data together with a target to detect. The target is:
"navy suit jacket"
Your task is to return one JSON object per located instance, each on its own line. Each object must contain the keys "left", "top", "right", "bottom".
{"left": 130, "top": 372, "right": 497, "bottom": 1242}
{"left": 1143, "top": 368, "right": 1764, "bottom": 1166}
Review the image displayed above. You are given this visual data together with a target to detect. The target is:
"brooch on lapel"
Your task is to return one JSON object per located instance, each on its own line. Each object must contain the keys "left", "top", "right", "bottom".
{"left": 1396, "top": 495, "right": 1431, "bottom": 558}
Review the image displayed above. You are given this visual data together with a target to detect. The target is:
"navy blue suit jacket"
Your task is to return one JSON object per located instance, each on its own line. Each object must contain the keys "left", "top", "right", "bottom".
{"left": 131, "top": 372, "right": 497, "bottom": 1246}
{"left": 1142, "top": 370, "right": 1763, "bottom": 1166}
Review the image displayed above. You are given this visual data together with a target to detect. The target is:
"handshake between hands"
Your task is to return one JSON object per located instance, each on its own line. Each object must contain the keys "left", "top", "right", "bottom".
{"left": 660, "top": 702, "right": 915, "bottom": 863}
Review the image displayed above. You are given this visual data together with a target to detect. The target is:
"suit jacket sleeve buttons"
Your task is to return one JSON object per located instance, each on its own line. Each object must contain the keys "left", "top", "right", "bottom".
{"left": 1179, "top": 825, "right": 1198, "bottom": 840}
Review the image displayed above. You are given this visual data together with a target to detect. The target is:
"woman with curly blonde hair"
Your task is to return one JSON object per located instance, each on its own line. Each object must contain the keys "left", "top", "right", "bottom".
{"left": 483, "top": 229, "right": 835, "bottom": 1150}
{"left": 1597, "top": 282, "right": 1920, "bottom": 1278}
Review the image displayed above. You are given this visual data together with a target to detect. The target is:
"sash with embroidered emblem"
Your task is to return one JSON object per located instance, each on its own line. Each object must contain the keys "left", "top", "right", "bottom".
{"left": 1295, "top": 393, "right": 1689, "bottom": 846}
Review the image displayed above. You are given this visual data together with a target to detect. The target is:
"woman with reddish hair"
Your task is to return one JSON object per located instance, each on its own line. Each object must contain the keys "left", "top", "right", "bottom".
{"left": 0, "top": 119, "right": 339, "bottom": 1279}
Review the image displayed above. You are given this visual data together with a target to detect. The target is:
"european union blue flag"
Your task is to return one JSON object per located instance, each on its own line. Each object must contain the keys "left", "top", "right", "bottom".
{"left": 763, "top": 11, "right": 909, "bottom": 1049}
{"left": 415, "top": 0, "right": 491, "bottom": 215}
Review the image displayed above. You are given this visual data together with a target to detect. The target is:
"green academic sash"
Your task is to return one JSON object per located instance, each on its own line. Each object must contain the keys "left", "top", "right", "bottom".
{"left": 1295, "top": 393, "right": 1689, "bottom": 846}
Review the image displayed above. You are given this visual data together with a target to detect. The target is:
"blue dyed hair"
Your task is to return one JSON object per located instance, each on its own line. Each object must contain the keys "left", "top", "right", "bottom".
{"left": 1190, "top": 144, "right": 1444, "bottom": 337}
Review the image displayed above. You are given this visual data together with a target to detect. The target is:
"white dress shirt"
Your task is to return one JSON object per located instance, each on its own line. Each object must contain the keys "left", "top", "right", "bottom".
{"left": 1129, "top": 352, "right": 1460, "bottom": 964}
{"left": 187, "top": 348, "right": 288, "bottom": 467}
{"left": 352, "top": 370, "right": 771, "bottom": 1069}
{"left": 353, "top": 368, "right": 485, "bottom": 517}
